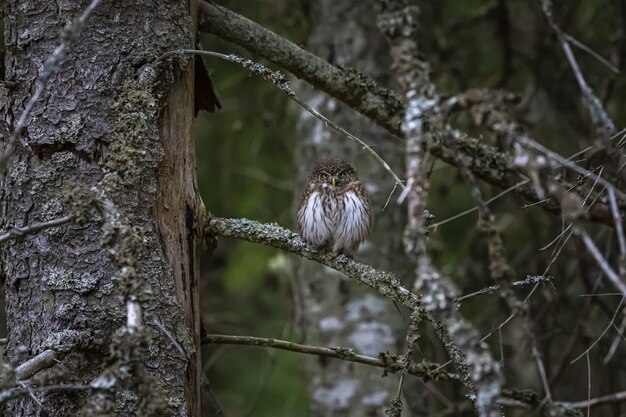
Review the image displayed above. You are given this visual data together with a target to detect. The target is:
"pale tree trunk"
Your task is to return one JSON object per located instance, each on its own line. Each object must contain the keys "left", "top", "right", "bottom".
{"left": 294, "top": 1, "right": 411, "bottom": 416}
{"left": 1, "top": 1, "right": 203, "bottom": 416}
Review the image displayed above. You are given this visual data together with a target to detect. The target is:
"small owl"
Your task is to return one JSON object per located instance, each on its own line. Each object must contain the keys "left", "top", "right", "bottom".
{"left": 297, "top": 158, "right": 372, "bottom": 255}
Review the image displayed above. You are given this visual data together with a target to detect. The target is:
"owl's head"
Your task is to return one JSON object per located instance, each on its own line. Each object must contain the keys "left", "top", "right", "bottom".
{"left": 309, "top": 158, "right": 358, "bottom": 188}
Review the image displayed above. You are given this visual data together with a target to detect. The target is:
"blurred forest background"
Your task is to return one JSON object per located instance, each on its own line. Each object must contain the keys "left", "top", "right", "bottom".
{"left": 195, "top": 0, "right": 626, "bottom": 416}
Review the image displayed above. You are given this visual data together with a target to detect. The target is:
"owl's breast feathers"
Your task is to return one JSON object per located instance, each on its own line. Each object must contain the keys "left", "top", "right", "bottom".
{"left": 297, "top": 183, "right": 335, "bottom": 246}
{"left": 297, "top": 180, "right": 372, "bottom": 255}
{"left": 332, "top": 182, "right": 372, "bottom": 254}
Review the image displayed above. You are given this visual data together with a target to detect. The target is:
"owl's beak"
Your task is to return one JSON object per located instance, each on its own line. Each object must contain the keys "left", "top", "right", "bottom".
{"left": 331, "top": 176, "right": 336, "bottom": 187}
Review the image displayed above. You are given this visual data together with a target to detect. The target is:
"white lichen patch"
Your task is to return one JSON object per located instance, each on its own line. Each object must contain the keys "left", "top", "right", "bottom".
{"left": 54, "top": 295, "right": 86, "bottom": 320}
{"left": 43, "top": 329, "right": 90, "bottom": 352}
{"left": 43, "top": 266, "right": 99, "bottom": 294}
{"left": 7, "top": 159, "right": 28, "bottom": 186}
{"left": 40, "top": 199, "right": 64, "bottom": 218}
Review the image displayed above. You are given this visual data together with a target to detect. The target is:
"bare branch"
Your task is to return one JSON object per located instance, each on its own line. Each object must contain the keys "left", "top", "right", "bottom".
{"left": 608, "top": 188, "right": 626, "bottom": 255}
{"left": 517, "top": 135, "right": 626, "bottom": 202}
{"left": 202, "top": 333, "right": 455, "bottom": 382}
{"left": 15, "top": 350, "right": 58, "bottom": 382}
{"left": 567, "top": 390, "right": 626, "bottom": 409}
{"left": 541, "top": 0, "right": 615, "bottom": 137}
{"left": 0, "top": 384, "right": 97, "bottom": 405}
{"left": 564, "top": 34, "right": 620, "bottom": 75}
{"left": 580, "top": 230, "right": 626, "bottom": 297}
{"left": 0, "top": 215, "right": 74, "bottom": 244}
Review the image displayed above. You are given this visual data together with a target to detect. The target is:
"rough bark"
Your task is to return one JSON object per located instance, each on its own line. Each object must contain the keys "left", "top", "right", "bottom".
{"left": 294, "top": 1, "right": 411, "bottom": 416}
{"left": 1, "top": 1, "right": 202, "bottom": 415}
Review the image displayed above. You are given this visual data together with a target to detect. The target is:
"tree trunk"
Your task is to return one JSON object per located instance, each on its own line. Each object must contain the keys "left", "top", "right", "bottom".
{"left": 294, "top": 1, "right": 410, "bottom": 416}
{"left": 1, "top": 1, "right": 202, "bottom": 415}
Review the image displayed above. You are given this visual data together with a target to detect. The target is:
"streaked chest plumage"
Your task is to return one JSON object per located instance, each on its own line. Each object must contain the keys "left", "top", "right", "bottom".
{"left": 297, "top": 160, "right": 372, "bottom": 255}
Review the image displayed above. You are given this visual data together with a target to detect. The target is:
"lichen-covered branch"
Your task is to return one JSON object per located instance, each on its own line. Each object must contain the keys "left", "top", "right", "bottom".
{"left": 156, "top": 49, "right": 405, "bottom": 192}
{"left": 206, "top": 217, "right": 416, "bottom": 307}
{"left": 198, "top": 1, "right": 405, "bottom": 135}
{"left": 437, "top": 89, "right": 621, "bottom": 226}
{"left": 377, "top": 2, "right": 503, "bottom": 417}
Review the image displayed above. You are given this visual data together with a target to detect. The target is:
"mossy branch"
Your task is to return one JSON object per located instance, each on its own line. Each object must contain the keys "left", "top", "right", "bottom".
{"left": 205, "top": 217, "right": 417, "bottom": 307}
{"left": 198, "top": 1, "right": 405, "bottom": 136}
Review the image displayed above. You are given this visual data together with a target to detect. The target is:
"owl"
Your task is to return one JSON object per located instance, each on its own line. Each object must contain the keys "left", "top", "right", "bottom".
{"left": 297, "top": 158, "right": 372, "bottom": 255}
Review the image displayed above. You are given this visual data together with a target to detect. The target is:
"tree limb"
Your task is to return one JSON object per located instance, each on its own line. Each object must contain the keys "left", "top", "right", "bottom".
{"left": 198, "top": 1, "right": 405, "bottom": 136}
{"left": 202, "top": 333, "right": 455, "bottom": 382}
{"left": 205, "top": 217, "right": 416, "bottom": 307}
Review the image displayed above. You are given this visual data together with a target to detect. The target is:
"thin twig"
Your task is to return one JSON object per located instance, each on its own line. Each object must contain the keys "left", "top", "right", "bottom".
{"left": 586, "top": 353, "right": 591, "bottom": 417}
{"left": 608, "top": 187, "right": 626, "bottom": 255}
{"left": 567, "top": 390, "right": 626, "bottom": 409}
{"left": 0, "top": 215, "right": 74, "bottom": 244}
{"left": 155, "top": 49, "right": 406, "bottom": 192}
{"left": 201, "top": 333, "right": 455, "bottom": 381}
{"left": 428, "top": 180, "right": 529, "bottom": 229}
{"left": 603, "top": 314, "right": 626, "bottom": 363}
{"left": 580, "top": 231, "right": 626, "bottom": 297}
{"left": 517, "top": 135, "right": 626, "bottom": 202}
{"left": 152, "top": 319, "right": 186, "bottom": 358}
{"left": 0, "top": 384, "right": 97, "bottom": 405}
{"left": 455, "top": 275, "right": 553, "bottom": 302}
{"left": 564, "top": 34, "right": 620, "bottom": 75}
{"left": 570, "top": 297, "right": 624, "bottom": 364}
{"left": 541, "top": 0, "right": 615, "bottom": 137}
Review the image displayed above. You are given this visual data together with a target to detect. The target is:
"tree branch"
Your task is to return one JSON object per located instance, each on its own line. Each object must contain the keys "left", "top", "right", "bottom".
{"left": 205, "top": 217, "right": 416, "bottom": 307}
{"left": 198, "top": 1, "right": 405, "bottom": 136}
{"left": 0, "top": 215, "right": 74, "bottom": 244}
{"left": 378, "top": 3, "right": 502, "bottom": 416}
{"left": 15, "top": 349, "right": 58, "bottom": 381}
{"left": 202, "top": 333, "right": 455, "bottom": 382}
{"left": 541, "top": 0, "right": 616, "bottom": 138}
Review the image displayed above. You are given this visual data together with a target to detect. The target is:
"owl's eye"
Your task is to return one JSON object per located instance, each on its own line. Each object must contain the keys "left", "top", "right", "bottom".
{"left": 321, "top": 174, "right": 328, "bottom": 181}
{"left": 340, "top": 171, "right": 347, "bottom": 178}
